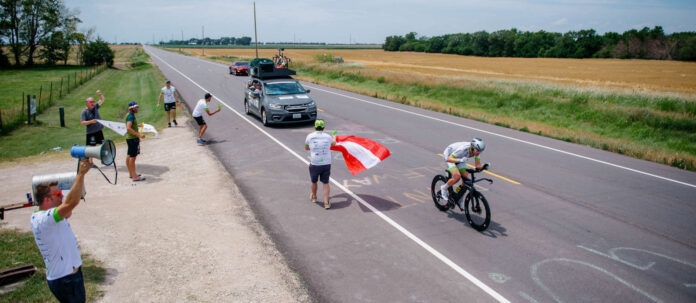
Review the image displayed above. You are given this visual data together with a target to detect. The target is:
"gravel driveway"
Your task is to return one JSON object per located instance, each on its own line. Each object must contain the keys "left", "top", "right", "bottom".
{"left": 0, "top": 114, "right": 309, "bottom": 302}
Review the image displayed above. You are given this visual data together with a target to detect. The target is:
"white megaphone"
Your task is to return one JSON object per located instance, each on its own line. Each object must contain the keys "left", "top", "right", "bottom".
{"left": 70, "top": 140, "right": 116, "bottom": 166}
{"left": 31, "top": 172, "right": 86, "bottom": 206}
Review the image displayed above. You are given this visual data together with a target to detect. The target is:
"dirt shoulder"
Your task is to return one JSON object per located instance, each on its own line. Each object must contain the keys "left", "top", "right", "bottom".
{"left": 0, "top": 114, "right": 309, "bottom": 302}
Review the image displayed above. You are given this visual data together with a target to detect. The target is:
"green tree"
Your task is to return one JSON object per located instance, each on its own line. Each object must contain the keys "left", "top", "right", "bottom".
{"left": 82, "top": 38, "right": 113, "bottom": 67}
{"left": 237, "top": 36, "right": 251, "bottom": 45}
{"left": 21, "top": 0, "right": 62, "bottom": 66}
{"left": 1, "top": 0, "right": 24, "bottom": 65}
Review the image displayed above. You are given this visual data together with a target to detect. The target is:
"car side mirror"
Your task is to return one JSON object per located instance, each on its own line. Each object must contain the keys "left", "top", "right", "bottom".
{"left": 305, "top": 89, "right": 311, "bottom": 93}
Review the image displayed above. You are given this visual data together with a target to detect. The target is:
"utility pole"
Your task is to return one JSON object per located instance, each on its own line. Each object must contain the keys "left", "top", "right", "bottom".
{"left": 181, "top": 29, "right": 183, "bottom": 51}
{"left": 201, "top": 25, "right": 205, "bottom": 55}
{"left": 254, "top": 2, "right": 258, "bottom": 58}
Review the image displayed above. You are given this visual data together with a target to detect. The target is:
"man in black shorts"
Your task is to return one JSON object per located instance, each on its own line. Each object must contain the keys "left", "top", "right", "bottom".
{"left": 304, "top": 120, "right": 336, "bottom": 209}
{"left": 80, "top": 90, "right": 106, "bottom": 164}
{"left": 125, "top": 101, "right": 146, "bottom": 181}
{"left": 192, "top": 93, "right": 221, "bottom": 144}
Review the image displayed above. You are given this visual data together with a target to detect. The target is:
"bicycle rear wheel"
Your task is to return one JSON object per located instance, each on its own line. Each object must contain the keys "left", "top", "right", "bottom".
{"left": 464, "top": 191, "right": 491, "bottom": 231}
{"left": 431, "top": 175, "right": 450, "bottom": 211}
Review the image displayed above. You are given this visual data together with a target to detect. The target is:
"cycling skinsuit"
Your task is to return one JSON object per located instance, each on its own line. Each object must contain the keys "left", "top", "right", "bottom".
{"left": 443, "top": 142, "right": 480, "bottom": 173}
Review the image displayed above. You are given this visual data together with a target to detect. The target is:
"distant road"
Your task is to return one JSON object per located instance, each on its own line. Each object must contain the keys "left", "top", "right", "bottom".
{"left": 145, "top": 46, "right": 696, "bottom": 303}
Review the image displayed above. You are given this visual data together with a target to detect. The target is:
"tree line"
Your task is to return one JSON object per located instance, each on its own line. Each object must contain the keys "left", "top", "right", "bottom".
{"left": 159, "top": 36, "right": 253, "bottom": 46}
{"left": 383, "top": 27, "right": 696, "bottom": 61}
{"left": 0, "top": 0, "right": 114, "bottom": 67}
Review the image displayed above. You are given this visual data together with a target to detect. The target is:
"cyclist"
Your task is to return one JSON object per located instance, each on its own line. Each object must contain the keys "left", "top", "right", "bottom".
{"left": 440, "top": 138, "right": 488, "bottom": 205}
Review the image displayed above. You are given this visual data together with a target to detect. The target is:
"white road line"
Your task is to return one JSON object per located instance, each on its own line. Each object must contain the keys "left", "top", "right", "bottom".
{"left": 146, "top": 47, "right": 511, "bottom": 303}
{"left": 304, "top": 85, "right": 696, "bottom": 189}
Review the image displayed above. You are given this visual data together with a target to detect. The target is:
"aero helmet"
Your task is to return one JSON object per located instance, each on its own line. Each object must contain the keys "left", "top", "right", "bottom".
{"left": 471, "top": 137, "right": 485, "bottom": 152}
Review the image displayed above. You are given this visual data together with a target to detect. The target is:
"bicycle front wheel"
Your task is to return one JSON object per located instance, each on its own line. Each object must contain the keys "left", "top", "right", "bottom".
{"left": 431, "top": 175, "right": 450, "bottom": 211}
{"left": 464, "top": 191, "right": 491, "bottom": 231}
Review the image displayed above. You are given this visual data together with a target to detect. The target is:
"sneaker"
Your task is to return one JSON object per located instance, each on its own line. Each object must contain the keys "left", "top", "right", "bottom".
{"left": 173, "top": 119, "right": 178, "bottom": 126}
{"left": 196, "top": 138, "right": 205, "bottom": 144}
{"left": 440, "top": 185, "right": 449, "bottom": 201}
{"left": 168, "top": 122, "right": 171, "bottom": 127}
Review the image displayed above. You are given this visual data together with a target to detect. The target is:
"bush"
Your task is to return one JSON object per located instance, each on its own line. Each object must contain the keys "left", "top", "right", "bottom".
{"left": 82, "top": 38, "right": 115, "bottom": 67}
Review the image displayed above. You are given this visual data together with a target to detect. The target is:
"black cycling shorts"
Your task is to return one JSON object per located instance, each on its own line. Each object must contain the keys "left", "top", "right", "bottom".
{"left": 164, "top": 102, "right": 176, "bottom": 111}
{"left": 194, "top": 116, "right": 206, "bottom": 126}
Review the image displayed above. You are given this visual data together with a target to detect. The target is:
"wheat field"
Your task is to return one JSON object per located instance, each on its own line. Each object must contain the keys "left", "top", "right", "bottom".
{"left": 180, "top": 48, "right": 696, "bottom": 96}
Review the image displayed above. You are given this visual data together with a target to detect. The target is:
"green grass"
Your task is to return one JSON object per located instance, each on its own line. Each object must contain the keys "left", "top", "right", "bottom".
{"left": 0, "top": 60, "right": 167, "bottom": 160}
{"left": 0, "top": 66, "right": 105, "bottom": 133}
{"left": 0, "top": 227, "right": 106, "bottom": 302}
{"left": 294, "top": 63, "right": 696, "bottom": 171}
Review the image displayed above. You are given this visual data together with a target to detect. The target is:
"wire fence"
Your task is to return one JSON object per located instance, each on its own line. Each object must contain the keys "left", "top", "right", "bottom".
{"left": 0, "top": 64, "right": 108, "bottom": 134}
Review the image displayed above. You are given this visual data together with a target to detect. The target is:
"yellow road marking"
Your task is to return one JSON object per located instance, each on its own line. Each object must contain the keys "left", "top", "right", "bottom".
{"left": 318, "top": 108, "right": 324, "bottom": 112}
{"left": 435, "top": 153, "right": 520, "bottom": 185}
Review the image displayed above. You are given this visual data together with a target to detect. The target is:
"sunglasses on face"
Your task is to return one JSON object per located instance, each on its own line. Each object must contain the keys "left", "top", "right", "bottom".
{"left": 49, "top": 189, "right": 63, "bottom": 199}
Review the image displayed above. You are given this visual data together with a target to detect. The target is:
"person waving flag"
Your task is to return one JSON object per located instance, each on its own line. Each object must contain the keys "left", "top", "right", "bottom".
{"left": 330, "top": 135, "right": 391, "bottom": 176}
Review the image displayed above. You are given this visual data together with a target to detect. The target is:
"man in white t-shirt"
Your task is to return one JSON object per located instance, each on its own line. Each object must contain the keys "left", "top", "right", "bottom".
{"left": 30, "top": 159, "right": 91, "bottom": 303}
{"left": 305, "top": 119, "right": 336, "bottom": 209}
{"left": 156, "top": 80, "right": 180, "bottom": 127}
{"left": 192, "top": 93, "right": 221, "bottom": 144}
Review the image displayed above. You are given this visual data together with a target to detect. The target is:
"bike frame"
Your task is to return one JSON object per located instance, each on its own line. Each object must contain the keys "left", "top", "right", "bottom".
{"left": 446, "top": 168, "right": 492, "bottom": 205}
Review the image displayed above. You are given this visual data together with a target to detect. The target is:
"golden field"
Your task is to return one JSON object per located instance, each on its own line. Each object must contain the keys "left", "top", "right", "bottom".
{"left": 182, "top": 48, "right": 696, "bottom": 96}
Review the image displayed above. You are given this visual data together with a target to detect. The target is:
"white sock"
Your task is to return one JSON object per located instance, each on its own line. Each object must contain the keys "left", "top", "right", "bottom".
{"left": 441, "top": 184, "right": 449, "bottom": 190}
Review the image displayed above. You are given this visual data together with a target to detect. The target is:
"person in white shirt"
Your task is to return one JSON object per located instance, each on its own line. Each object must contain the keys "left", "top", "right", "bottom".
{"left": 30, "top": 159, "right": 91, "bottom": 303}
{"left": 305, "top": 119, "right": 336, "bottom": 209}
{"left": 156, "top": 80, "right": 180, "bottom": 127}
{"left": 192, "top": 93, "right": 221, "bottom": 144}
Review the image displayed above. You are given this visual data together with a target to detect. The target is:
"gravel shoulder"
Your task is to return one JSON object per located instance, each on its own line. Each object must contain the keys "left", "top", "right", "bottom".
{"left": 0, "top": 114, "right": 309, "bottom": 302}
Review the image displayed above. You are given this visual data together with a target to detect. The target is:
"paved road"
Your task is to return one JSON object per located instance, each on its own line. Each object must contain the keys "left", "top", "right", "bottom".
{"left": 145, "top": 46, "right": 696, "bottom": 303}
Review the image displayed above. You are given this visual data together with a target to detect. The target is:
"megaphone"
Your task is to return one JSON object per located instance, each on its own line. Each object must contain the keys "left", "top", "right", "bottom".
{"left": 70, "top": 140, "right": 116, "bottom": 166}
{"left": 31, "top": 172, "right": 86, "bottom": 206}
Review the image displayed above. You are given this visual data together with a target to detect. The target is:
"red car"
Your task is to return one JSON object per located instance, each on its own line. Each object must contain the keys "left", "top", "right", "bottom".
{"left": 229, "top": 61, "right": 249, "bottom": 76}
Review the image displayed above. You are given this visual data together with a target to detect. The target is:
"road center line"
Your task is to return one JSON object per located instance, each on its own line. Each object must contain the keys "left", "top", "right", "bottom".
{"left": 147, "top": 47, "right": 511, "bottom": 303}
{"left": 303, "top": 85, "right": 696, "bottom": 189}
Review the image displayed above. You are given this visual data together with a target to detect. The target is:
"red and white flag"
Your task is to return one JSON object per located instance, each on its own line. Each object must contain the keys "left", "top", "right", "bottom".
{"left": 331, "top": 136, "right": 391, "bottom": 176}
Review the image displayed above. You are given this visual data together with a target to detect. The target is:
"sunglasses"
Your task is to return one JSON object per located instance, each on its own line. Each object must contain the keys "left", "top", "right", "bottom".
{"left": 49, "top": 189, "right": 63, "bottom": 199}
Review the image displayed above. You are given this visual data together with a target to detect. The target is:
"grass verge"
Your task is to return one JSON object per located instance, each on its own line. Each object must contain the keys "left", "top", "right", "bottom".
{"left": 0, "top": 46, "right": 167, "bottom": 161}
{"left": 0, "top": 227, "right": 105, "bottom": 302}
{"left": 292, "top": 62, "right": 696, "bottom": 171}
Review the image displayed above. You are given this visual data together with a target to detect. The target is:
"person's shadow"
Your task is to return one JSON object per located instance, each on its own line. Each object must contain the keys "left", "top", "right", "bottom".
{"left": 327, "top": 193, "right": 402, "bottom": 212}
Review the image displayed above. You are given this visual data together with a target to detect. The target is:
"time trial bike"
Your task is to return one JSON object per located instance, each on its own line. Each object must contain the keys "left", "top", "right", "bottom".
{"left": 430, "top": 165, "right": 493, "bottom": 231}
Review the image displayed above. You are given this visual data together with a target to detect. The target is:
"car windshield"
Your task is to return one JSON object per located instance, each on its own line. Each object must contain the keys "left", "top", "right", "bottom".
{"left": 264, "top": 81, "right": 306, "bottom": 95}
{"left": 235, "top": 62, "right": 249, "bottom": 66}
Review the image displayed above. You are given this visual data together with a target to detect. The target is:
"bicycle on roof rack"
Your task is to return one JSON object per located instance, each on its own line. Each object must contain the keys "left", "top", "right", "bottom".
{"left": 430, "top": 165, "right": 493, "bottom": 231}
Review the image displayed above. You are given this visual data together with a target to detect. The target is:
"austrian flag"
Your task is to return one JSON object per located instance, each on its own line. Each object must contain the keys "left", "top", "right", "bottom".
{"left": 330, "top": 136, "right": 391, "bottom": 176}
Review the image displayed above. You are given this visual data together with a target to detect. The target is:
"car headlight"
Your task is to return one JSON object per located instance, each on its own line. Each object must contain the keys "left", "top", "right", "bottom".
{"left": 268, "top": 103, "right": 282, "bottom": 110}
{"left": 307, "top": 101, "right": 315, "bottom": 107}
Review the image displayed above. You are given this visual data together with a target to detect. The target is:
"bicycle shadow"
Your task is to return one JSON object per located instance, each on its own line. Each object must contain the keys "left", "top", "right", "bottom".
{"left": 329, "top": 193, "right": 402, "bottom": 212}
{"left": 445, "top": 211, "right": 508, "bottom": 238}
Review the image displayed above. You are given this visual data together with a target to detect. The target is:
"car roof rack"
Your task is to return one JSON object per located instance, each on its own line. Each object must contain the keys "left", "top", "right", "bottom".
{"left": 250, "top": 58, "right": 296, "bottom": 79}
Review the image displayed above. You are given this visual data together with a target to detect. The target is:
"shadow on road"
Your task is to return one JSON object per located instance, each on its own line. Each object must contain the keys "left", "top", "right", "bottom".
{"left": 445, "top": 211, "right": 508, "bottom": 238}
{"left": 327, "top": 193, "right": 402, "bottom": 213}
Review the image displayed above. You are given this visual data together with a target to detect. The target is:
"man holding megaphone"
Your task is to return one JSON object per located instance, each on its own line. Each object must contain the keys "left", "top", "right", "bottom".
{"left": 125, "top": 102, "right": 146, "bottom": 182}
{"left": 30, "top": 159, "right": 91, "bottom": 303}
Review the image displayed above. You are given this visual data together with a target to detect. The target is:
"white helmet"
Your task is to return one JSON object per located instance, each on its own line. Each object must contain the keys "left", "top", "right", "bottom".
{"left": 471, "top": 137, "right": 485, "bottom": 152}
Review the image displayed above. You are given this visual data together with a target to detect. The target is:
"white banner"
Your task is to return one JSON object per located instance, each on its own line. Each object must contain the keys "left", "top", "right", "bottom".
{"left": 97, "top": 120, "right": 158, "bottom": 138}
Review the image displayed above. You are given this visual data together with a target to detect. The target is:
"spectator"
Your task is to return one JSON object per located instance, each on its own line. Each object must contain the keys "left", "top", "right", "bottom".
{"left": 125, "top": 101, "right": 146, "bottom": 181}
{"left": 31, "top": 159, "right": 92, "bottom": 303}
{"left": 156, "top": 80, "right": 180, "bottom": 127}
{"left": 304, "top": 119, "right": 336, "bottom": 209}
{"left": 80, "top": 90, "right": 105, "bottom": 164}
{"left": 192, "top": 93, "right": 221, "bottom": 145}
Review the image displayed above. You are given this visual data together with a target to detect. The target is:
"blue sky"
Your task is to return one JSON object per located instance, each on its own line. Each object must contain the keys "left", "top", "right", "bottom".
{"left": 67, "top": 0, "right": 696, "bottom": 44}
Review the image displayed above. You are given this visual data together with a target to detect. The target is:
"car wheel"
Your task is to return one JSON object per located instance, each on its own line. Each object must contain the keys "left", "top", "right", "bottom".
{"left": 262, "top": 109, "right": 269, "bottom": 126}
{"left": 244, "top": 100, "right": 250, "bottom": 115}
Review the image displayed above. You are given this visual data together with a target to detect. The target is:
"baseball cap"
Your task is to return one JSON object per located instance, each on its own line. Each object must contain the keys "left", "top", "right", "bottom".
{"left": 204, "top": 93, "right": 212, "bottom": 99}
{"left": 314, "top": 119, "right": 325, "bottom": 129}
{"left": 128, "top": 101, "right": 138, "bottom": 109}
{"left": 166, "top": 80, "right": 171, "bottom": 84}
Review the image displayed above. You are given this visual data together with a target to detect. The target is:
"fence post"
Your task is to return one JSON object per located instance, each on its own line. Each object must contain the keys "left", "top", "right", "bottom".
{"left": 38, "top": 85, "right": 43, "bottom": 110}
{"left": 59, "top": 107, "right": 65, "bottom": 127}
{"left": 31, "top": 95, "right": 36, "bottom": 122}
{"left": 21, "top": 92, "right": 25, "bottom": 119}
{"left": 27, "top": 95, "right": 31, "bottom": 125}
